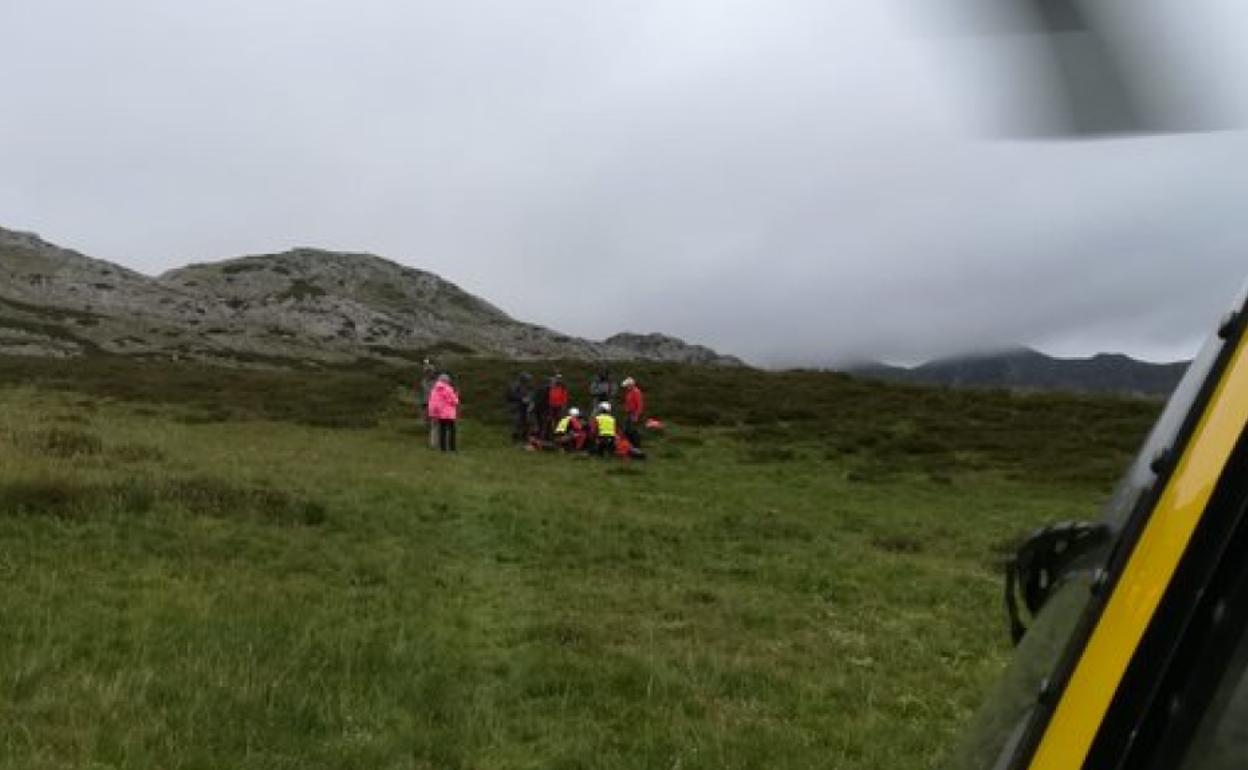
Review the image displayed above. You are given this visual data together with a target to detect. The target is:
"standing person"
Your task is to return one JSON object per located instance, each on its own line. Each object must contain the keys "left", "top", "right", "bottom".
{"left": 547, "top": 373, "right": 569, "bottom": 433}
{"left": 418, "top": 359, "right": 438, "bottom": 449}
{"left": 589, "top": 369, "right": 613, "bottom": 413}
{"left": 593, "top": 402, "right": 617, "bottom": 457}
{"left": 506, "top": 372, "right": 534, "bottom": 443}
{"left": 427, "top": 374, "right": 460, "bottom": 452}
{"left": 533, "top": 377, "right": 552, "bottom": 441}
{"left": 621, "top": 376, "right": 645, "bottom": 448}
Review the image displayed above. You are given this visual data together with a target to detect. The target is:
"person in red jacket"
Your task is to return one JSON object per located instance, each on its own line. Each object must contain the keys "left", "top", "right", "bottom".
{"left": 621, "top": 376, "right": 645, "bottom": 448}
{"left": 546, "top": 373, "right": 569, "bottom": 438}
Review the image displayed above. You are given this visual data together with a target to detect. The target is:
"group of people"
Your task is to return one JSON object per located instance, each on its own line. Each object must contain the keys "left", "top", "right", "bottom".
{"left": 414, "top": 361, "right": 651, "bottom": 459}
{"left": 507, "top": 369, "right": 647, "bottom": 459}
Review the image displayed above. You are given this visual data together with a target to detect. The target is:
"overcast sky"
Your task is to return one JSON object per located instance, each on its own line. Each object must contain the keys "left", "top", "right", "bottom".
{"left": 3, "top": 0, "right": 1247, "bottom": 366}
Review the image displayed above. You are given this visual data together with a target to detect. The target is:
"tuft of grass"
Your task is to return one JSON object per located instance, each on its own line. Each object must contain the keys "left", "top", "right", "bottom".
{"left": 0, "top": 474, "right": 325, "bottom": 527}
{"left": 0, "top": 478, "right": 154, "bottom": 519}
{"left": 605, "top": 465, "right": 645, "bottom": 477}
{"left": 14, "top": 427, "right": 104, "bottom": 458}
{"left": 162, "top": 477, "right": 329, "bottom": 526}
{"left": 740, "top": 446, "right": 799, "bottom": 464}
{"left": 49, "top": 412, "right": 91, "bottom": 425}
{"left": 109, "top": 443, "right": 166, "bottom": 464}
{"left": 871, "top": 533, "right": 926, "bottom": 554}
{"left": 666, "top": 434, "right": 705, "bottom": 448}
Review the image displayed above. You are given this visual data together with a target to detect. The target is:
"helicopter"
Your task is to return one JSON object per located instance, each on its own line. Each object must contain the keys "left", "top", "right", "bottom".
{"left": 936, "top": 1, "right": 1248, "bottom": 768}
{"left": 950, "top": 286, "right": 1247, "bottom": 769}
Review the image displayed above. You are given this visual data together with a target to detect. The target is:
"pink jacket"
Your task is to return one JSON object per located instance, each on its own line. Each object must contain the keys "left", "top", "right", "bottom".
{"left": 427, "top": 380, "right": 459, "bottom": 420}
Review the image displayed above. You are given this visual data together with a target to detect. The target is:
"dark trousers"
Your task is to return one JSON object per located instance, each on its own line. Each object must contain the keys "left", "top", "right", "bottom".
{"left": 623, "top": 416, "right": 642, "bottom": 448}
{"left": 546, "top": 406, "right": 564, "bottom": 440}
{"left": 595, "top": 436, "right": 616, "bottom": 457}
{"left": 436, "top": 419, "right": 457, "bottom": 452}
{"left": 512, "top": 407, "right": 530, "bottom": 442}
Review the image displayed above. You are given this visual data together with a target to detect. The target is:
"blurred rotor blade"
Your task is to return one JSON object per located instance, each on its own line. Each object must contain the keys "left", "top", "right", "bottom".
{"left": 914, "top": 0, "right": 1244, "bottom": 138}
{"left": 1027, "top": 0, "right": 1144, "bottom": 136}
{"left": 1028, "top": 0, "right": 1087, "bottom": 33}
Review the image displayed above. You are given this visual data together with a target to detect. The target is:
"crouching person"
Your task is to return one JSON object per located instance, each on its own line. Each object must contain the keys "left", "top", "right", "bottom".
{"left": 428, "top": 374, "right": 460, "bottom": 452}
{"left": 593, "top": 402, "right": 616, "bottom": 457}
{"left": 554, "top": 407, "right": 589, "bottom": 452}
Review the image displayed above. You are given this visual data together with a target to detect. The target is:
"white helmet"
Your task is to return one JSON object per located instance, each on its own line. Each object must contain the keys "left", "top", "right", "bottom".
{"left": 568, "top": 407, "right": 581, "bottom": 417}
{"left": 598, "top": 401, "right": 612, "bottom": 412}
{"left": 621, "top": 377, "right": 635, "bottom": 388}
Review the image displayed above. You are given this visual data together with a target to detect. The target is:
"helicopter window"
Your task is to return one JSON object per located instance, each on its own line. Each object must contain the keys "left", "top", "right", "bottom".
{"left": 945, "top": 309, "right": 1237, "bottom": 770}
{"left": 1177, "top": 628, "right": 1248, "bottom": 770}
{"left": 1096, "top": 328, "right": 1227, "bottom": 534}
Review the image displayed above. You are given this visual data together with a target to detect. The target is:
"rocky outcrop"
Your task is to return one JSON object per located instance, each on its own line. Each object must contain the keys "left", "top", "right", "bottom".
{"left": 604, "top": 332, "right": 744, "bottom": 366}
{"left": 0, "top": 226, "right": 744, "bottom": 366}
{"left": 0, "top": 227, "right": 221, "bottom": 359}
{"left": 159, "top": 248, "right": 613, "bottom": 361}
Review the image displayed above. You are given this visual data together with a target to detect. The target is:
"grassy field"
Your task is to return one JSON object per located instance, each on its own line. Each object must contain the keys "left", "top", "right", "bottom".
{"left": 0, "top": 356, "right": 1161, "bottom": 769}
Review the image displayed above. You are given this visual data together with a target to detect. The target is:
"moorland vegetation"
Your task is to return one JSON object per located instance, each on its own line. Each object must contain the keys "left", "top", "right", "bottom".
{"left": 0, "top": 354, "right": 1161, "bottom": 769}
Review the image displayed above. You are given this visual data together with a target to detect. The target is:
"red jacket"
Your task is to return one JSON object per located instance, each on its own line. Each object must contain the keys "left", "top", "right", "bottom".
{"left": 624, "top": 386, "right": 644, "bottom": 419}
{"left": 549, "top": 382, "right": 568, "bottom": 410}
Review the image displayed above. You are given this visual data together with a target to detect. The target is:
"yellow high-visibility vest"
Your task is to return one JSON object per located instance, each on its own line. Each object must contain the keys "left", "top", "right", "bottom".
{"left": 595, "top": 413, "right": 616, "bottom": 438}
{"left": 555, "top": 416, "right": 571, "bottom": 434}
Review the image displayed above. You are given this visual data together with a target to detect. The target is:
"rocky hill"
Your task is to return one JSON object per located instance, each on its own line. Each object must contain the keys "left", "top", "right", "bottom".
{"left": 849, "top": 347, "right": 1189, "bottom": 397}
{"left": 603, "top": 332, "right": 742, "bottom": 366}
{"left": 0, "top": 228, "right": 219, "bottom": 359}
{"left": 0, "top": 226, "right": 742, "bottom": 366}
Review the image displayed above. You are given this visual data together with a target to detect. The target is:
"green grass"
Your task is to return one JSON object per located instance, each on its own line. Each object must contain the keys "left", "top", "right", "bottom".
{"left": 0, "top": 356, "right": 1161, "bottom": 769}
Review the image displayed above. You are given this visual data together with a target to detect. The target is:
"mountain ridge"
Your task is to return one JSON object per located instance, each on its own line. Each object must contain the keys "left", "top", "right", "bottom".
{"left": 847, "top": 346, "right": 1189, "bottom": 396}
{"left": 0, "top": 226, "right": 743, "bottom": 366}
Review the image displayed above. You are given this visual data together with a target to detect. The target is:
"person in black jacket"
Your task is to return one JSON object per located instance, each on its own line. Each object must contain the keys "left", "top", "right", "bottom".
{"left": 533, "top": 378, "right": 551, "bottom": 441}
{"left": 588, "top": 369, "right": 614, "bottom": 412}
{"left": 506, "top": 372, "right": 534, "bottom": 443}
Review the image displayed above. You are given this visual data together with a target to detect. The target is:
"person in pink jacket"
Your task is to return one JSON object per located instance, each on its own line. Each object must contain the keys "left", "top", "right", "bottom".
{"left": 426, "top": 374, "right": 460, "bottom": 452}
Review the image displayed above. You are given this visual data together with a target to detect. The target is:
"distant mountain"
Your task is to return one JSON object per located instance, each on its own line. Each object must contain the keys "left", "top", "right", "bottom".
{"left": 0, "top": 226, "right": 743, "bottom": 366}
{"left": 849, "top": 347, "right": 1189, "bottom": 396}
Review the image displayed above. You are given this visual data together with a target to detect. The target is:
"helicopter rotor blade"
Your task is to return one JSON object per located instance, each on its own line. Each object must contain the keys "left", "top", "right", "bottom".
{"left": 918, "top": 0, "right": 1243, "bottom": 138}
